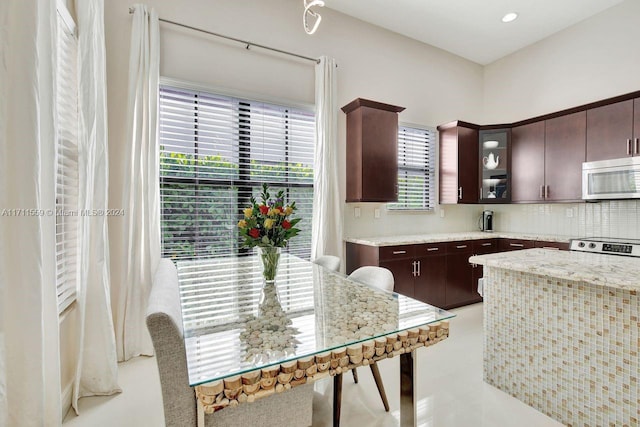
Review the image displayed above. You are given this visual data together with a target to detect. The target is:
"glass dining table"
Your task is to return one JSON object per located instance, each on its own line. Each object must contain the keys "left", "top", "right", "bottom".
{"left": 176, "top": 253, "right": 455, "bottom": 427}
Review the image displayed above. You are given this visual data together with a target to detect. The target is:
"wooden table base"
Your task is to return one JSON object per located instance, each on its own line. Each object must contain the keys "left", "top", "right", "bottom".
{"left": 195, "top": 321, "right": 449, "bottom": 426}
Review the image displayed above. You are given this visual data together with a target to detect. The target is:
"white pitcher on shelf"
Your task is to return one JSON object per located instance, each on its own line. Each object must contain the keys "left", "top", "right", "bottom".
{"left": 483, "top": 152, "right": 500, "bottom": 170}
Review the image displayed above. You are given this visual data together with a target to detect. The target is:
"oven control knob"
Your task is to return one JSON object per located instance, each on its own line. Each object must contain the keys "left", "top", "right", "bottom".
{"left": 588, "top": 243, "right": 596, "bottom": 249}
{"left": 578, "top": 242, "right": 585, "bottom": 248}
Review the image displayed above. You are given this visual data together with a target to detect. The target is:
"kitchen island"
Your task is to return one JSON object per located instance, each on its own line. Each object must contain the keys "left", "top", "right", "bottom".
{"left": 470, "top": 248, "right": 640, "bottom": 426}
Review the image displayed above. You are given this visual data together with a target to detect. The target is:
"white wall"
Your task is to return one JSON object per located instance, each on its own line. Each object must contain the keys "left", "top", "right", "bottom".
{"left": 104, "top": 0, "right": 486, "bottom": 272}
{"left": 483, "top": 0, "right": 640, "bottom": 123}
{"left": 482, "top": 0, "right": 640, "bottom": 237}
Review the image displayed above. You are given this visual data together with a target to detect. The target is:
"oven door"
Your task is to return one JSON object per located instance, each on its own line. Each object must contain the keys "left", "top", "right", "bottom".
{"left": 582, "top": 157, "right": 640, "bottom": 200}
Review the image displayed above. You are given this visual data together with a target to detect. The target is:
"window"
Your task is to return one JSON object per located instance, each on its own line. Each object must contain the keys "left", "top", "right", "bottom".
{"left": 159, "top": 85, "right": 315, "bottom": 261}
{"left": 55, "top": 5, "right": 79, "bottom": 314}
{"left": 388, "top": 124, "right": 436, "bottom": 211}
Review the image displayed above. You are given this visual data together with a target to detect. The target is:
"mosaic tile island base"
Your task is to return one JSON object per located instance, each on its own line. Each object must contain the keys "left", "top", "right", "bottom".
{"left": 470, "top": 249, "right": 640, "bottom": 426}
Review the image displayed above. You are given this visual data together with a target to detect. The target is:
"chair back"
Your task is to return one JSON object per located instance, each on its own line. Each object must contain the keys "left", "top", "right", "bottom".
{"left": 347, "top": 266, "right": 394, "bottom": 292}
{"left": 146, "top": 259, "right": 197, "bottom": 427}
{"left": 313, "top": 255, "right": 341, "bottom": 272}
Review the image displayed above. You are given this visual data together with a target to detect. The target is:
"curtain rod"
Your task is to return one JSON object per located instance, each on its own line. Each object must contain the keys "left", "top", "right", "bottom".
{"left": 128, "top": 7, "right": 321, "bottom": 64}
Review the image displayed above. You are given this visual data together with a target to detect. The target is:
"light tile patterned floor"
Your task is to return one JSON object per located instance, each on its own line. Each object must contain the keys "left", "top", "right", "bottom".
{"left": 63, "top": 303, "right": 562, "bottom": 427}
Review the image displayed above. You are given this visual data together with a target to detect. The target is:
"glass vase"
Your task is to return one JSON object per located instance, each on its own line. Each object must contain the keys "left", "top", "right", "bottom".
{"left": 257, "top": 246, "right": 281, "bottom": 283}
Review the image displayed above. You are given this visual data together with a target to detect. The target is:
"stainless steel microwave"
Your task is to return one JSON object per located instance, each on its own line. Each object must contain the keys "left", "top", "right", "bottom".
{"left": 582, "top": 157, "right": 640, "bottom": 200}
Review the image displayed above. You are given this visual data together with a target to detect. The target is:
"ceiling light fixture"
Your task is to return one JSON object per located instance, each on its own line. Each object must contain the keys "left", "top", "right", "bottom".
{"left": 303, "top": 0, "right": 325, "bottom": 35}
{"left": 501, "top": 12, "right": 518, "bottom": 23}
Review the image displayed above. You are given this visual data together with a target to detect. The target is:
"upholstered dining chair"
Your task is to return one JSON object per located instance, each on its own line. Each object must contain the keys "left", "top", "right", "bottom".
{"left": 341, "top": 266, "right": 394, "bottom": 413}
{"left": 146, "top": 258, "right": 314, "bottom": 427}
{"left": 313, "top": 255, "right": 341, "bottom": 272}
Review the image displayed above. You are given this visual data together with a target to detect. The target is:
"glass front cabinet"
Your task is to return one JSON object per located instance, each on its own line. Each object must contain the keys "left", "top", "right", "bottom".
{"left": 479, "top": 129, "right": 510, "bottom": 203}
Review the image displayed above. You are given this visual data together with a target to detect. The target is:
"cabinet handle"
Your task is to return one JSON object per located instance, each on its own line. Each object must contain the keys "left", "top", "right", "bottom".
{"left": 417, "top": 260, "right": 421, "bottom": 277}
{"left": 480, "top": 187, "right": 483, "bottom": 199}
{"left": 544, "top": 185, "right": 549, "bottom": 199}
{"left": 481, "top": 243, "right": 492, "bottom": 247}
{"left": 426, "top": 247, "right": 439, "bottom": 251}
{"left": 541, "top": 246, "right": 560, "bottom": 250}
{"left": 628, "top": 139, "right": 633, "bottom": 155}
{"left": 456, "top": 245, "right": 468, "bottom": 249}
{"left": 392, "top": 250, "right": 407, "bottom": 255}
{"left": 412, "top": 261, "right": 416, "bottom": 277}
{"left": 539, "top": 185, "right": 544, "bottom": 199}
{"left": 458, "top": 186, "right": 463, "bottom": 200}
{"left": 395, "top": 183, "right": 399, "bottom": 195}
{"left": 635, "top": 138, "right": 639, "bottom": 155}
{"left": 510, "top": 243, "right": 524, "bottom": 247}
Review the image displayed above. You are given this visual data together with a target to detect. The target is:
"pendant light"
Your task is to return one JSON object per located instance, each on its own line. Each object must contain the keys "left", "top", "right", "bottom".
{"left": 303, "top": 0, "right": 325, "bottom": 35}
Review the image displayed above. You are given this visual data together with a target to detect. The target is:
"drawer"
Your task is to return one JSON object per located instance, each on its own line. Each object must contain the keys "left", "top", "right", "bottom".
{"left": 446, "top": 240, "right": 474, "bottom": 253}
{"left": 473, "top": 239, "right": 499, "bottom": 252}
{"left": 534, "top": 240, "right": 569, "bottom": 251}
{"left": 499, "top": 239, "right": 535, "bottom": 251}
{"left": 379, "top": 245, "right": 415, "bottom": 261}
{"left": 415, "top": 242, "right": 447, "bottom": 256}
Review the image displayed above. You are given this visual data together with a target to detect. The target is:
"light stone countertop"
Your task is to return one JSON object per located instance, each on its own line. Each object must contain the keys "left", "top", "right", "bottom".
{"left": 345, "top": 231, "right": 571, "bottom": 247}
{"left": 470, "top": 248, "right": 640, "bottom": 291}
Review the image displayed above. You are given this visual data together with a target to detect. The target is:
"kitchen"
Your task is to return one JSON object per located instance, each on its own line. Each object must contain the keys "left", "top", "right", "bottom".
{"left": 5, "top": 0, "right": 640, "bottom": 426}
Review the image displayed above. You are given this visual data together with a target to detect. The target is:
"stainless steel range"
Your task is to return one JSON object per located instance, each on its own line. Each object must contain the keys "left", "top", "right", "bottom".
{"left": 570, "top": 237, "right": 640, "bottom": 257}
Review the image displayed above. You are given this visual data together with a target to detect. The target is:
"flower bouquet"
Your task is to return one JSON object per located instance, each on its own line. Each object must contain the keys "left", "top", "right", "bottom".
{"left": 238, "top": 183, "right": 301, "bottom": 282}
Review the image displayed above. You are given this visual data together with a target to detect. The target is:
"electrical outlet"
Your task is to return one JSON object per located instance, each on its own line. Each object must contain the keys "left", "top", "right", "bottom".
{"left": 440, "top": 209, "right": 445, "bottom": 218}
{"left": 565, "top": 208, "right": 574, "bottom": 218}
{"left": 374, "top": 208, "right": 380, "bottom": 219}
{"left": 354, "top": 207, "right": 361, "bottom": 218}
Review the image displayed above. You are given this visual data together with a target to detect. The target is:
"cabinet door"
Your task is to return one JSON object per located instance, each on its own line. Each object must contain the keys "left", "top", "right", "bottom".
{"left": 445, "top": 241, "right": 475, "bottom": 308}
{"left": 458, "top": 127, "right": 480, "bottom": 203}
{"left": 586, "top": 100, "right": 633, "bottom": 162}
{"left": 379, "top": 259, "right": 415, "bottom": 298}
{"left": 633, "top": 98, "right": 640, "bottom": 156}
{"left": 479, "top": 129, "right": 510, "bottom": 202}
{"left": 511, "top": 122, "right": 545, "bottom": 202}
{"left": 413, "top": 243, "right": 447, "bottom": 307}
{"left": 544, "top": 112, "right": 586, "bottom": 202}
{"left": 439, "top": 124, "right": 478, "bottom": 204}
{"left": 361, "top": 107, "right": 399, "bottom": 201}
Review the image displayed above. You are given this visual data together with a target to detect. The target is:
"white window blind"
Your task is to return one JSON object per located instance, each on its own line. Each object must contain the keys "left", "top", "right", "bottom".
{"left": 388, "top": 125, "right": 436, "bottom": 211}
{"left": 159, "top": 86, "right": 315, "bottom": 261}
{"left": 55, "top": 6, "right": 79, "bottom": 314}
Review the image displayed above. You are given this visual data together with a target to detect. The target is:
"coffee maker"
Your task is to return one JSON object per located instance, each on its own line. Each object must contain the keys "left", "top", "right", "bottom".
{"left": 480, "top": 210, "right": 494, "bottom": 232}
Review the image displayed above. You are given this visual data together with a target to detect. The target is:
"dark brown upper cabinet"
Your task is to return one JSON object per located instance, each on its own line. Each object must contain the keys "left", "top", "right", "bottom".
{"left": 342, "top": 98, "right": 405, "bottom": 203}
{"left": 511, "top": 122, "right": 545, "bottom": 203}
{"left": 586, "top": 99, "right": 640, "bottom": 161}
{"left": 438, "top": 121, "right": 479, "bottom": 204}
{"left": 479, "top": 128, "right": 510, "bottom": 203}
{"left": 544, "top": 111, "right": 586, "bottom": 202}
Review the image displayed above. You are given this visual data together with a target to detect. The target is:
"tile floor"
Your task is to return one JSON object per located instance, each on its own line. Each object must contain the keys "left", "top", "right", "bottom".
{"left": 63, "top": 303, "right": 563, "bottom": 427}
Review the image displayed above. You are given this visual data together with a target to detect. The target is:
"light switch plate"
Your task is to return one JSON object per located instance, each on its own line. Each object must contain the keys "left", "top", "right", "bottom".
{"left": 354, "top": 207, "right": 361, "bottom": 218}
{"left": 374, "top": 208, "right": 380, "bottom": 219}
{"left": 440, "top": 209, "right": 445, "bottom": 218}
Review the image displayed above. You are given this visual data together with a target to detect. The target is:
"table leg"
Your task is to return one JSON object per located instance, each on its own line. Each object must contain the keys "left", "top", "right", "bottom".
{"left": 333, "top": 373, "right": 343, "bottom": 427}
{"left": 400, "top": 350, "right": 416, "bottom": 427}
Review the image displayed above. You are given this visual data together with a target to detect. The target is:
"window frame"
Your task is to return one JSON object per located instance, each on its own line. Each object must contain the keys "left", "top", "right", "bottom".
{"left": 158, "top": 79, "right": 315, "bottom": 261}
{"left": 387, "top": 122, "right": 437, "bottom": 212}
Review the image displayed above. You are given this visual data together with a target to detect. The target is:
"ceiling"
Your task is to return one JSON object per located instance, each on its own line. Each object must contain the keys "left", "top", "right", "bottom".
{"left": 326, "top": 0, "right": 626, "bottom": 65}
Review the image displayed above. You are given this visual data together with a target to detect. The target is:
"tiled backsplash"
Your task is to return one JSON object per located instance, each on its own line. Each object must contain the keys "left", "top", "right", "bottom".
{"left": 490, "top": 200, "right": 640, "bottom": 239}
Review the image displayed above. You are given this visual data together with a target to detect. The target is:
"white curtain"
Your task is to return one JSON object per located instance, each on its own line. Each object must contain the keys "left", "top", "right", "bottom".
{"left": 311, "top": 56, "right": 343, "bottom": 262}
{"left": 72, "top": 0, "right": 121, "bottom": 411}
{"left": 0, "top": 0, "right": 62, "bottom": 425}
{"left": 115, "top": 4, "right": 161, "bottom": 361}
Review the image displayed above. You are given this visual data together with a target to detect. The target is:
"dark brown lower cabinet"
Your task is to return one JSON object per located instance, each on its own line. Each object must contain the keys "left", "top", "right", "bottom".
{"left": 471, "top": 239, "right": 499, "bottom": 299}
{"left": 445, "top": 241, "right": 479, "bottom": 308}
{"left": 378, "top": 257, "right": 415, "bottom": 298}
{"left": 414, "top": 244, "right": 447, "bottom": 308}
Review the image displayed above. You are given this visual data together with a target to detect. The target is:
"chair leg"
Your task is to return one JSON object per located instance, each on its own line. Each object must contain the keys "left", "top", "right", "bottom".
{"left": 351, "top": 367, "right": 359, "bottom": 383}
{"left": 333, "top": 373, "right": 343, "bottom": 427}
{"left": 369, "top": 362, "right": 390, "bottom": 412}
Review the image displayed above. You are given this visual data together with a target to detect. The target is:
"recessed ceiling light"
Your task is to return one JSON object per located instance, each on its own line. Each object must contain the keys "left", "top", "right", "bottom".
{"left": 501, "top": 12, "right": 518, "bottom": 23}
